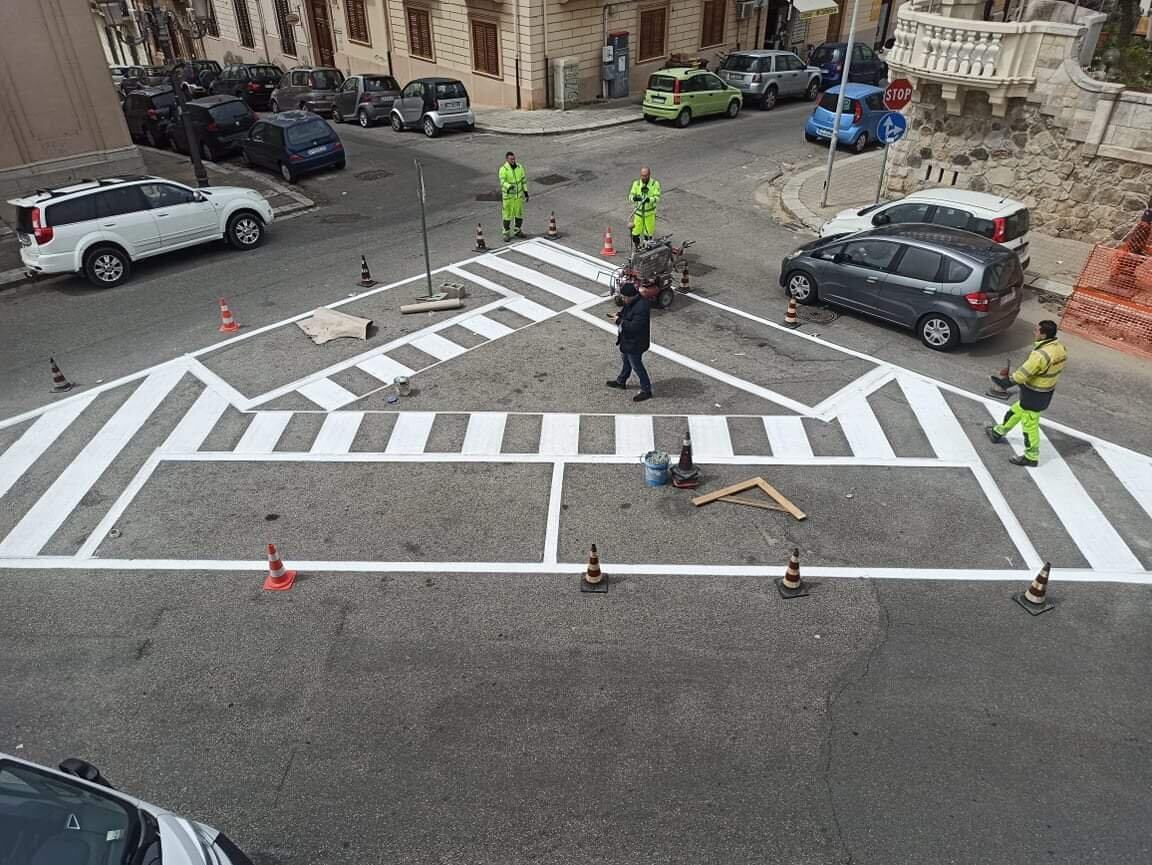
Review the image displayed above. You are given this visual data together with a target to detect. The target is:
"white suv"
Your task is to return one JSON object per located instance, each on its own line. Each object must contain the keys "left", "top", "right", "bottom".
{"left": 819, "top": 188, "right": 1032, "bottom": 271}
{"left": 9, "top": 175, "right": 274, "bottom": 288}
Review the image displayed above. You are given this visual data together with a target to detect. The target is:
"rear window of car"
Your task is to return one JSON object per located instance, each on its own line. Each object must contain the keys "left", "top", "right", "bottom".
{"left": 981, "top": 257, "right": 1024, "bottom": 293}
{"left": 721, "top": 55, "right": 764, "bottom": 73}
{"left": 434, "top": 81, "right": 467, "bottom": 99}
{"left": 810, "top": 46, "right": 840, "bottom": 65}
{"left": 285, "top": 119, "right": 334, "bottom": 145}
{"left": 309, "top": 70, "right": 344, "bottom": 89}
{"left": 648, "top": 75, "right": 677, "bottom": 92}
{"left": 818, "top": 92, "right": 854, "bottom": 113}
{"left": 210, "top": 100, "right": 254, "bottom": 123}
{"left": 151, "top": 92, "right": 178, "bottom": 109}
{"left": 46, "top": 196, "right": 98, "bottom": 227}
{"left": 365, "top": 76, "right": 400, "bottom": 91}
{"left": 250, "top": 66, "right": 282, "bottom": 81}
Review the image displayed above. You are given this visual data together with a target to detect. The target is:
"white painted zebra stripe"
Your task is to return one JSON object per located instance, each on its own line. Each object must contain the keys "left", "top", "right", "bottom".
{"left": 761, "top": 416, "right": 813, "bottom": 458}
{"left": 505, "top": 297, "right": 556, "bottom": 323}
{"left": 298, "top": 377, "right": 358, "bottom": 410}
{"left": 311, "top": 412, "right": 364, "bottom": 454}
{"left": 460, "top": 313, "right": 515, "bottom": 341}
{"left": 539, "top": 413, "right": 580, "bottom": 456}
{"left": 357, "top": 354, "right": 416, "bottom": 385}
{"left": 385, "top": 412, "right": 436, "bottom": 454}
{"left": 411, "top": 332, "right": 467, "bottom": 362}
{"left": 836, "top": 392, "right": 896, "bottom": 459}
{"left": 159, "top": 388, "right": 229, "bottom": 454}
{"left": 896, "top": 375, "right": 976, "bottom": 461}
{"left": 477, "top": 254, "right": 598, "bottom": 304}
{"left": 235, "top": 412, "right": 293, "bottom": 454}
{"left": 615, "top": 415, "right": 654, "bottom": 457}
{"left": 1096, "top": 444, "right": 1152, "bottom": 524}
{"left": 0, "top": 365, "right": 185, "bottom": 557}
{"left": 688, "top": 416, "right": 734, "bottom": 459}
{"left": 0, "top": 393, "right": 97, "bottom": 499}
{"left": 462, "top": 412, "right": 507, "bottom": 455}
{"left": 985, "top": 404, "right": 1141, "bottom": 572}
{"left": 514, "top": 241, "right": 613, "bottom": 284}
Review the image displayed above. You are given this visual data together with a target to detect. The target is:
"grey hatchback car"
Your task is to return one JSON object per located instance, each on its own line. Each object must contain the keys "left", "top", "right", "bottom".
{"left": 270, "top": 66, "right": 345, "bottom": 116}
{"left": 332, "top": 74, "right": 402, "bottom": 127}
{"left": 717, "top": 49, "right": 821, "bottom": 110}
{"left": 780, "top": 224, "right": 1023, "bottom": 350}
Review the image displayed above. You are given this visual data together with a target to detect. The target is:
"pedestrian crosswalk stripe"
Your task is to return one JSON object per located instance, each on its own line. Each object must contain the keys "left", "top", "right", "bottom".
{"left": 761, "top": 416, "right": 813, "bottom": 458}
{"left": 513, "top": 242, "right": 613, "bottom": 284}
{"left": 460, "top": 314, "right": 515, "bottom": 340}
{"left": 235, "top": 412, "right": 292, "bottom": 454}
{"left": 0, "top": 394, "right": 97, "bottom": 499}
{"left": 385, "top": 412, "right": 436, "bottom": 454}
{"left": 462, "top": 412, "right": 507, "bottom": 455}
{"left": 160, "top": 388, "right": 229, "bottom": 455}
{"left": 311, "top": 412, "right": 363, "bottom": 454}
{"left": 1096, "top": 443, "right": 1152, "bottom": 524}
{"left": 539, "top": 413, "right": 580, "bottom": 456}
{"left": 297, "top": 378, "right": 358, "bottom": 411}
{"left": 411, "top": 332, "right": 468, "bottom": 362}
{"left": 836, "top": 392, "right": 896, "bottom": 459}
{"left": 688, "top": 416, "right": 733, "bottom": 459}
{"left": 897, "top": 375, "right": 977, "bottom": 462}
{"left": 505, "top": 297, "right": 555, "bottom": 323}
{"left": 356, "top": 354, "right": 417, "bottom": 385}
{"left": 615, "top": 415, "right": 654, "bottom": 457}
{"left": 476, "top": 254, "right": 599, "bottom": 304}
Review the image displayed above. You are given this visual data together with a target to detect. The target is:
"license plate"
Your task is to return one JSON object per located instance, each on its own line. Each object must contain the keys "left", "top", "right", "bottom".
{"left": 1002, "top": 289, "right": 1017, "bottom": 303}
{"left": 440, "top": 98, "right": 465, "bottom": 112}
{"left": 307, "top": 145, "right": 328, "bottom": 155}
{"left": 816, "top": 128, "right": 832, "bottom": 138}
{"left": 650, "top": 95, "right": 665, "bottom": 102}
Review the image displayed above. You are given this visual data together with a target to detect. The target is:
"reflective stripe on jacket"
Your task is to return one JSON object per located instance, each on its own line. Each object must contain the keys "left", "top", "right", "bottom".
{"left": 1012, "top": 338, "right": 1067, "bottom": 393}
{"left": 499, "top": 163, "right": 527, "bottom": 200}
{"left": 629, "top": 178, "right": 661, "bottom": 215}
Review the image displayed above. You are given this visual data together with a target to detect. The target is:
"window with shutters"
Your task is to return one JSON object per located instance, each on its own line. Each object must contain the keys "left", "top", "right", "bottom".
{"left": 231, "top": 0, "right": 255, "bottom": 48}
{"left": 406, "top": 6, "right": 434, "bottom": 60}
{"left": 273, "top": 0, "right": 296, "bottom": 55}
{"left": 205, "top": 0, "right": 219, "bottom": 37}
{"left": 346, "top": 0, "right": 371, "bottom": 45}
{"left": 471, "top": 19, "right": 500, "bottom": 77}
{"left": 638, "top": 7, "right": 668, "bottom": 62}
{"left": 699, "top": 0, "right": 726, "bottom": 49}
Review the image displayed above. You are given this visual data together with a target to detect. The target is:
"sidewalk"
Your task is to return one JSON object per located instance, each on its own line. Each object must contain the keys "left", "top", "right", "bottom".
{"left": 779, "top": 151, "right": 1092, "bottom": 297}
{"left": 474, "top": 96, "right": 643, "bottom": 135}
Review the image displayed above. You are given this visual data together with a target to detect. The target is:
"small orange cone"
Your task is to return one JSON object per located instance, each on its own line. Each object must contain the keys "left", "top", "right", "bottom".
{"left": 547, "top": 212, "right": 559, "bottom": 239}
{"left": 218, "top": 298, "right": 240, "bottom": 333}
{"left": 474, "top": 223, "right": 488, "bottom": 252}
{"left": 358, "top": 255, "right": 377, "bottom": 287}
{"left": 679, "top": 265, "right": 691, "bottom": 293}
{"left": 49, "top": 357, "right": 73, "bottom": 393}
{"left": 670, "top": 430, "right": 699, "bottom": 489}
{"left": 1015, "top": 562, "right": 1054, "bottom": 614}
{"left": 775, "top": 548, "right": 808, "bottom": 598}
{"left": 600, "top": 227, "right": 617, "bottom": 257}
{"left": 580, "top": 543, "right": 608, "bottom": 593}
{"left": 784, "top": 295, "right": 800, "bottom": 329}
{"left": 263, "top": 543, "right": 297, "bottom": 591}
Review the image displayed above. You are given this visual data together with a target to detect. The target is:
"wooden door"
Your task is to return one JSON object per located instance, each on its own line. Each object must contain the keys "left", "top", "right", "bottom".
{"left": 308, "top": 0, "right": 336, "bottom": 66}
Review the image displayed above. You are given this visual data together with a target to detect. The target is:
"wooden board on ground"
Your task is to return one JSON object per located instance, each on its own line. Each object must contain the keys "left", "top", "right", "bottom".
{"left": 691, "top": 476, "right": 807, "bottom": 521}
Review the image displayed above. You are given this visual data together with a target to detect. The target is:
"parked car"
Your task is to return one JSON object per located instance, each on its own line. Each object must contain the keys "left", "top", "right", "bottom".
{"left": 9, "top": 175, "right": 273, "bottom": 288}
{"left": 803, "top": 84, "right": 887, "bottom": 153}
{"left": 333, "top": 74, "right": 402, "bottom": 127}
{"left": 820, "top": 188, "right": 1033, "bottom": 270}
{"left": 240, "top": 111, "right": 345, "bottom": 182}
{"left": 390, "top": 77, "right": 475, "bottom": 137}
{"left": 642, "top": 67, "right": 743, "bottom": 128}
{"left": 717, "top": 49, "right": 821, "bottom": 110}
{"left": 137, "top": 64, "right": 172, "bottom": 86}
{"left": 170, "top": 58, "right": 222, "bottom": 97}
{"left": 0, "top": 752, "right": 255, "bottom": 865}
{"left": 779, "top": 223, "right": 1024, "bottom": 350}
{"left": 270, "top": 66, "right": 345, "bottom": 115}
{"left": 122, "top": 86, "right": 179, "bottom": 148}
{"left": 211, "top": 63, "right": 283, "bottom": 109}
{"left": 809, "top": 41, "right": 887, "bottom": 87}
{"left": 168, "top": 95, "right": 257, "bottom": 161}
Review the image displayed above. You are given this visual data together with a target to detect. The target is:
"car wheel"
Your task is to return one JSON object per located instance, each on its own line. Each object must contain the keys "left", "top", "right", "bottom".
{"left": 644, "top": 114, "right": 658, "bottom": 123}
{"left": 270, "top": 99, "right": 279, "bottom": 113}
{"left": 391, "top": 113, "right": 404, "bottom": 132}
{"left": 226, "top": 211, "right": 265, "bottom": 250}
{"left": 656, "top": 288, "right": 674, "bottom": 309}
{"left": 785, "top": 271, "right": 818, "bottom": 305}
{"left": 334, "top": 158, "right": 346, "bottom": 170}
{"left": 423, "top": 116, "right": 439, "bottom": 138}
{"left": 804, "top": 132, "right": 820, "bottom": 143}
{"left": 358, "top": 108, "right": 373, "bottom": 128}
{"left": 200, "top": 142, "right": 214, "bottom": 163}
{"left": 805, "top": 79, "right": 820, "bottom": 101}
{"left": 676, "top": 108, "right": 692, "bottom": 128}
{"left": 918, "top": 314, "right": 960, "bottom": 351}
{"left": 279, "top": 162, "right": 295, "bottom": 183}
{"left": 332, "top": 107, "right": 344, "bottom": 123}
{"left": 84, "top": 246, "right": 131, "bottom": 288}
{"left": 726, "top": 99, "right": 741, "bottom": 118}
{"left": 852, "top": 132, "right": 869, "bottom": 154}
{"left": 759, "top": 87, "right": 777, "bottom": 111}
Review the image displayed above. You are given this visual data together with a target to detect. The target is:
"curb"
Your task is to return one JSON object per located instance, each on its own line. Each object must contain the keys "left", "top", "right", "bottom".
{"left": 474, "top": 115, "right": 643, "bottom": 136}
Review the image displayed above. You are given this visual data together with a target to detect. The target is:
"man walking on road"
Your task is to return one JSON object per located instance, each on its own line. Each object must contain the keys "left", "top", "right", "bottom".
{"left": 499, "top": 151, "right": 528, "bottom": 242}
{"left": 629, "top": 166, "right": 661, "bottom": 250}
{"left": 607, "top": 283, "right": 653, "bottom": 402}
{"left": 985, "top": 319, "right": 1067, "bottom": 467}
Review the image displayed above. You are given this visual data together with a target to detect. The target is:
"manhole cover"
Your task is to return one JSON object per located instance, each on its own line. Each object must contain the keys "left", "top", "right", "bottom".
{"left": 474, "top": 191, "right": 502, "bottom": 201}
{"left": 799, "top": 306, "right": 839, "bottom": 324}
{"left": 536, "top": 173, "right": 569, "bottom": 186}
{"left": 321, "top": 213, "right": 367, "bottom": 224}
{"left": 354, "top": 169, "right": 392, "bottom": 181}
{"left": 684, "top": 262, "right": 716, "bottom": 276}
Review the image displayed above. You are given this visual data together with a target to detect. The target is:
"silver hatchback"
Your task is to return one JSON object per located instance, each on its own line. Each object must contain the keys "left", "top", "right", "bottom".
{"left": 718, "top": 49, "right": 821, "bottom": 110}
{"left": 270, "top": 66, "right": 345, "bottom": 116}
{"left": 779, "top": 223, "right": 1023, "bottom": 351}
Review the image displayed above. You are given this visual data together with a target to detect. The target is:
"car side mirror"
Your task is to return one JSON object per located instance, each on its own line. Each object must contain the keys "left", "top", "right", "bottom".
{"left": 873, "top": 213, "right": 890, "bottom": 226}
{"left": 833, "top": 252, "right": 848, "bottom": 264}
{"left": 59, "top": 758, "right": 115, "bottom": 789}
{"left": 192, "top": 191, "right": 206, "bottom": 202}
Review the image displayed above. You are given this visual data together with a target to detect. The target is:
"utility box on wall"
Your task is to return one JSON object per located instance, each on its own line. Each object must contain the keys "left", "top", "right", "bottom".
{"left": 551, "top": 57, "right": 581, "bottom": 110}
{"left": 602, "top": 31, "right": 629, "bottom": 99}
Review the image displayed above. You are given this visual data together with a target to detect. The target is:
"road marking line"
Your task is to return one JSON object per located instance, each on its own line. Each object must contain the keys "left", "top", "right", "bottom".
{"left": 357, "top": 354, "right": 416, "bottom": 384}
{"left": 311, "top": 412, "right": 364, "bottom": 454}
{"left": 446, "top": 265, "right": 518, "bottom": 298}
{"left": 539, "top": 413, "right": 580, "bottom": 456}
{"left": 688, "top": 416, "right": 734, "bottom": 459}
{"left": 1096, "top": 443, "right": 1152, "bottom": 524}
{"left": 543, "top": 461, "right": 565, "bottom": 564}
{"left": 298, "top": 378, "right": 358, "bottom": 410}
{"left": 968, "top": 463, "right": 1043, "bottom": 570}
{"left": 76, "top": 454, "right": 163, "bottom": 559}
{"left": 385, "top": 412, "right": 436, "bottom": 454}
{"left": 836, "top": 392, "right": 896, "bottom": 459}
{"left": 460, "top": 313, "right": 515, "bottom": 340}
{"left": 896, "top": 375, "right": 976, "bottom": 461}
{"left": 165, "top": 452, "right": 963, "bottom": 467}
{"left": 474, "top": 255, "right": 598, "bottom": 304}
{"left": 515, "top": 241, "right": 615, "bottom": 285}
{"left": 0, "top": 394, "right": 97, "bottom": 499}
{"left": 0, "top": 365, "right": 184, "bottom": 557}
{"left": 985, "top": 403, "right": 1142, "bottom": 572}
{"left": 411, "top": 332, "right": 467, "bottom": 362}
{"left": 506, "top": 297, "right": 556, "bottom": 323}
{"left": 811, "top": 367, "right": 894, "bottom": 420}
{"left": 235, "top": 412, "right": 293, "bottom": 453}
{"left": 462, "top": 412, "right": 507, "bottom": 455}
{"left": 761, "top": 416, "right": 813, "bottom": 458}
{"left": 159, "top": 388, "right": 229, "bottom": 454}
{"left": 615, "top": 415, "right": 654, "bottom": 457}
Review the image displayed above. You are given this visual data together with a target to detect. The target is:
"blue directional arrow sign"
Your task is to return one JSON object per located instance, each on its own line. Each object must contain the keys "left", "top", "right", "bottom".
{"left": 877, "top": 111, "right": 908, "bottom": 145}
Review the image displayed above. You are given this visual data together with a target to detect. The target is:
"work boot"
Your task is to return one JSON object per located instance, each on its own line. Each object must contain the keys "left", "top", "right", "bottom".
{"left": 1009, "top": 454, "right": 1038, "bottom": 467}
{"left": 984, "top": 425, "right": 1005, "bottom": 444}
{"left": 606, "top": 380, "right": 625, "bottom": 389}
{"left": 632, "top": 391, "right": 652, "bottom": 403}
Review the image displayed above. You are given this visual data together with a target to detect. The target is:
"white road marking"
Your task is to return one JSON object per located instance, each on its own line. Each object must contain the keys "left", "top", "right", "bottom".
{"left": 985, "top": 404, "right": 1142, "bottom": 572}
{"left": 515, "top": 241, "right": 614, "bottom": 284}
{"left": 385, "top": 412, "right": 436, "bottom": 454}
{"left": 235, "top": 412, "right": 293, "bottom": 453}
{"left": 836, "top": 392, "right": 896, "bottom": 459}
{"left": 159, "top": 388, "right": 229, "bottom": 454}
{"left": 311, "top": 412, "right": 364, "bottom": 454}
{"left": 76, "top": 454, "right": 163, "bottom": 559}
{"left": 0, "top": 394, "right": 97, "bottom": 499}
{"left": 543, "top": 461, "right": 565, "bottom": 564}
{"left": 445, "top": 265, "right": 518, "bottom": 298}
{"left": 1096, "top": 444, "right": 1152, "bottom": 524}
{"left": 811, "top": 367, "right": 895, "bottom": 419}
{"left": 505, "top": 297, "right": 556, "bottom": 323}
{"left": 474, "top": 254, "right": 598, "bottom": 304}
{"left": 461, "top": 412, "right": 507, "bottom": 455}
{"left": 688, "top": 416, "right": 734, "bottom": 459}
{"left": 460, "top": 314, "right": 515, "bottom": 340}
{"left": 539, "top": 413, "right": 580, "bottom": 456}
{"left": 761, "top": 416, "right": 813, "bottom": 458}
{"left": 357, "top": 354, "right": 416, "bottom": 384}
{"left": 968, "top": 463, "right": 1044, "bottom": 570}
{"left": 411, "top": 332, "right": 467, "bottom": 362}
{"left": 896, "top": 375, "right": 977, "bottom": 461}
{"left": 615, "top": 415, "right": 654, "bottom": 457}
{"left": 297, "top": 378, "right": 358, "bottom": 411}
{"left": 0, "top": 365, "right": 184, "bottom": 557}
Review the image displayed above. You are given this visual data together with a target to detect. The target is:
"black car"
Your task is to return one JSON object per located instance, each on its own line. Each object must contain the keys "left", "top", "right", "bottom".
{"left": 211, "top": 63, "right": 284, "bottom": 109}
{"left": 240, "top": 111, "right": 345, "bottom": 183}
{"left": 168, "top": 95, "right": 257, "bottom": 161}
{"left": 122, "top": 87, "right": 178, "bottom": 148}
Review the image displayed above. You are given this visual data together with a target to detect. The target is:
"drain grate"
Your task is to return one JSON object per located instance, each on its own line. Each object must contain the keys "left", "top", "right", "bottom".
{"left": 536, "top": 173, "right": 570, "bottom": 186}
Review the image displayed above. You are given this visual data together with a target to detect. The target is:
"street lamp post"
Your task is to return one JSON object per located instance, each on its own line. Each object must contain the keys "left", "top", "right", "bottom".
{"left": 818, "top": 0, "right": 865, "bottom": 208}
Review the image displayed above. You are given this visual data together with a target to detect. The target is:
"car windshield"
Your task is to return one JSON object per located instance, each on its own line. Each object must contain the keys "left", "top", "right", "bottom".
{"left": 309, "top": 70, "right": 343, "bottom": 89}
{"left": 365, "top": 76, "right": 400, "bottom": 91}
{"left": 810, "top": 46, "right": 841, "bottom": 65}
{"left": 648, "top": 75, "right": 677, "bottom": 92}
{"left": 721, "top": 55, "right": 760, "bottom": 72}
{"left": 210, "top": 101, "right": 253, "bottom": 123}
{"left": 285, "top": 119, "right": 333, "bottom": 145}
{"left": 433, "top": 82, "right": 467, "bottom": 99}
{"left": 818, "top": 92, "right": 853, "bottom": 113}
{"left": 250, "top": 66, "right": 282, "bottom": 81}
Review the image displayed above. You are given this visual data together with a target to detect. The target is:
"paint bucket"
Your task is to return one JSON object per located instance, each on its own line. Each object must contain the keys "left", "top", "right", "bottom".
{"left": 394, "top": 376, "right": 411, "bottom": 397}
{"left": 642, "top": 450, "right": 670, "bottom": 487}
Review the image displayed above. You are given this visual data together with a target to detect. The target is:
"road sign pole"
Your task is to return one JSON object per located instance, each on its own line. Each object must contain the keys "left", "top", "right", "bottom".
{"left": 819, "top": 0, "right": 864, "bottom": 208}
{"left": 875, "top": 143, "right": 890, "bottom": 204}
{"left": 415, "top": 158, "right": 433, "bottom": 298}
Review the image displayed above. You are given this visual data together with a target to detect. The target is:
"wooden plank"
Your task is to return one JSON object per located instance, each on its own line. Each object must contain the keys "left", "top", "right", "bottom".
{"left": 691, "top": 477, "right": 763, "bottom": 507}
{"left": 754, "top": 478, "right": 807, "bottom": 521}
{"left": 717, "top": 496, "right": 788, "bottom": 512}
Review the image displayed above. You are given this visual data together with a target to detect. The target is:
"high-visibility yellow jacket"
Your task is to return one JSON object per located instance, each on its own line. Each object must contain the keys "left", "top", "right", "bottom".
{"left": 499, "top": 162, "right": 527, "bottom": 200}
{"left": 629, "top": 178, "right": 661, "bottom": 215}
{"left": 1012, "top": 338, "right": 1067, "bottom": 392}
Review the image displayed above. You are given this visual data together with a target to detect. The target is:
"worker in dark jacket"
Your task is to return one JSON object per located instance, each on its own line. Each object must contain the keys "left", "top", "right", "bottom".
{"left": 606, "top": 282, "right": 653, "bottom": 402}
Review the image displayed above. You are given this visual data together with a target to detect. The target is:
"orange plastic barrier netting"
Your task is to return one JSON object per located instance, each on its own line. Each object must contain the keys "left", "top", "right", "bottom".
{"left": 1060, "top": 288, "right": 1152, "bottom": 360}
{"left": 1072, "top": 244, "right": 1152, "bottom": 307}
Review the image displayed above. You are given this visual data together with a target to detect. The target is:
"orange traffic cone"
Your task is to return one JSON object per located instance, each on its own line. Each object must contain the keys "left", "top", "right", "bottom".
{"left": 670, "top": 430, "right": 700, "bottom": 489}
{"left": 580, "top": 543, "right": 608, "bottom": 593}
{"left": 218, "top": 298, "right": 240, "bottom": 333}
{"left": 1015, "top": 562, "right": 1054, "bottom": 614}
{"left": 263, "top": 543, "right": 297, "bottom": 591}
{"left": 783, "top": 295, "right": 800, "bottom": 329}
{"left": 679, "top": 265, "right": 691, "bottom": 293}
{"left": 49, "top": 357, "right": 73, "bottom": 393}
{"left": 358, "top": 255, "right": 376, "bottom": 288}
{"left": 775, "top": 548, "right": 808, "bottom": 598}
{"left": 600, "top": 227, "right": 617, "bottom": 257}
{"left": 547, "top": 212, "right": 559, "bottom": 239}
{"left": 474, "top": 223, "right": 488, "bottom": 252}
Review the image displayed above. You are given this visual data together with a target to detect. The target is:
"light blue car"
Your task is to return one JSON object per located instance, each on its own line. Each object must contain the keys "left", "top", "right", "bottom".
{"left": 803, "top": 83, "right": 888, "bottom": 154}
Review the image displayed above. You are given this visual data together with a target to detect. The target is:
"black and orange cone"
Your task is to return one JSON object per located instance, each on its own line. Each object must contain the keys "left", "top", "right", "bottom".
{"left": 263, "top": 543, "right": 297, "bottom": 591}
{"left": 547, "top": 212, "right": 559, "bottom": 238}
{"left": 775, "top": 548, "right": 809, "bottom": 599}
{"left": 580, "top": 543, "right": 608, "bottom": 593}
{"left": 49, "top": 357, "right": 73, "bottom": 393}
{"left": 784, "top": 295, "right": 800, "bottom": 328}
{"left": 679, "top": 265, "right": 691, "bottom": 293}
{"left": 474, "top": 223, "right": 488, "bottom": 252}
{"left": 1014, "top": 562, "right": 1055, "bottom": 614}
{"left": 358, "top": 255, "right": 377, "bottom": 288}
{"left": 670, "top": 430, "right": 700, "bottom": 489}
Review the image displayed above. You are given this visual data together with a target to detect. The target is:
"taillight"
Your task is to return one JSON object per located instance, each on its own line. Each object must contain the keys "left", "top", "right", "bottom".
{"left": 247, "top": 82, "right": 261, "bottom": 91}
{"left": 332, "top": 141, "right": 343, "bottom": 151}
{"left": 433, "top": 98, "right": 440, "bottom": 111}
{"left": 289, "top": 153, "right": 303, "bottom": 162}
{"left": 146, "top": 108, "right": 158, "bottom": 120}
{"left": 673, "top": 79, "right": 682, "bottom": 105}
{"left": 992, "top": 217, "right": 1006, "bottom": 242}
{"left": 964, "top": 291, "right": 990, "bottom": 312}
{"left": 32, "top": 207, "right": 53, "bottom": 244}
{"left": 205, "top": 122, "right": 219, "bottom": 132}
{"left": 853, "top": 101, "right": 863, "bottom": 125}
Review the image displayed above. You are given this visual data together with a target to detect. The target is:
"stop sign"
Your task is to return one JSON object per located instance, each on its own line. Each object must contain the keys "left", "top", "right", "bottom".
{"left": 884, "top": 79, "right": 913, "bottom": 111}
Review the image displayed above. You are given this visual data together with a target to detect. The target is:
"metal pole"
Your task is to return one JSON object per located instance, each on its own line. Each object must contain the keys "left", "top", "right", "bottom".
{"left": 874, "top": 138, "right": 890, "bottom": 204}
{"left": 416, "top": 159, "right": 433, "bottom": 298}
{"left": 819, "top": 0, "right": 864, "bottom": 208}
{"left": 171, "top": 69, "right": 210, "bottom": 188}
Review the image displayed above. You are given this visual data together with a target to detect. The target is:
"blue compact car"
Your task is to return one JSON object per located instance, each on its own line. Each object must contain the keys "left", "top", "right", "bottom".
{"left": 804, "top": 84, "right": 888, "bottom": 154}
{"left": 239, "top": 110, "right": 345, "bottom": 183}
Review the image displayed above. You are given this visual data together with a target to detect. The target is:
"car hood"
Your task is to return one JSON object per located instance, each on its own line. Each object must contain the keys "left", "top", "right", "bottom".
{"left": 201, "top": 185, "right": 263, "bottom": 197}
{"left": 158, "top": 815, "right": 213, "bottom": 865}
